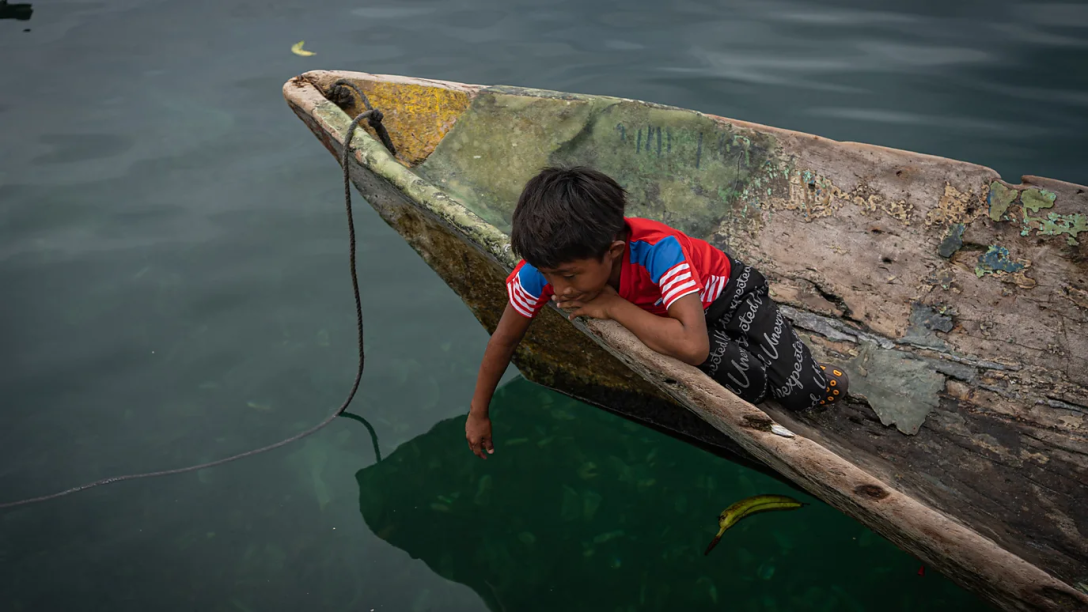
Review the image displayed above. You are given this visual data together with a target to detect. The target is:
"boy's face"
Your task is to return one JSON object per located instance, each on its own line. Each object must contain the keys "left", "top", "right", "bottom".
{"left": 537, "top": 241, "right": 625, "bottom": 303}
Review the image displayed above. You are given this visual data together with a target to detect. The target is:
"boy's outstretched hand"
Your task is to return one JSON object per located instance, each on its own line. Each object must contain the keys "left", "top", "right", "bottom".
{"left": 466, "top": 412, "right": 494, "bottom": 459}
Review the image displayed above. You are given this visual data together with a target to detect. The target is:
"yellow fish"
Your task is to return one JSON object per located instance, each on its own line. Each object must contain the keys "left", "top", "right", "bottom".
{"left": 704, "top": 494, "right": 805, "bottom": 555}
{"left": 291, "top": 41, "right": 316, "bottom": 57}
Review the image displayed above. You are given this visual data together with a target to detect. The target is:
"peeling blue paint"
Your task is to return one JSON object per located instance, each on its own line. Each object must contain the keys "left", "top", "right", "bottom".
{"left": 938, "top": 224, "right": 965, "bottom": 258}
{"left": 975, "top": 245, "right": 1024, "bottom": 278}
{"left": 902, "top": 302, "right": 954, "bottom": 350}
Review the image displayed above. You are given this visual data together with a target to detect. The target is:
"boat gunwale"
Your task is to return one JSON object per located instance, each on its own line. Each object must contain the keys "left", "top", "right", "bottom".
{"left": 282, "top": 70, "right": 1088, "bottom": 612}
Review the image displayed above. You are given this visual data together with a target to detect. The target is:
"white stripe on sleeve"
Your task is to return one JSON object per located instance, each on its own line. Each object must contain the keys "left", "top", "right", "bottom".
{"left": 661, "top": 271, "right": 693, "bottom": 294}
{"left": 711, "top": 275, "right": 726, "bottom": 301}
{"left": 511, "top": 280, "right": 537, "bottom": 310}
{"left": 706, "top": 276, "right": 722, "bottom": 303}
{"left": 700, "top": 276, "right": 715, "bottom": 303}
{"left": 507, "top": 281, "right": 535, "bottom": 317}
{"left": 663, "top": 280, "right": 699, "bottom": 305}
{"left": 658, "top": 263, "right": 690, "bottom": 285}
{"left": 514, "top": 285, "right": 540, "bottom": 314}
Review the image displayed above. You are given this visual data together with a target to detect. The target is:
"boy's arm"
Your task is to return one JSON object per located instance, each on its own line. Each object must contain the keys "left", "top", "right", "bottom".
{"left": 561, "top": 289, "right": 710, "bottom": 366}
{"left": 466, "top": 303, "right": 532, "bottom": 459}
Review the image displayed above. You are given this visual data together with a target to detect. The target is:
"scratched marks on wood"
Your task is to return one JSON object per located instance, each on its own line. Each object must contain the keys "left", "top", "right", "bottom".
{"left": 561, "top": 105, "right": 782, "bottom": 240}
{"left": 548, "top": 101, "right": 781, "bottom": 239}
{"left": 611, "top": 122, "right": 750, "bottom": 176}
{"left": 636, "top": 126, "right": 665, "bottom": 156}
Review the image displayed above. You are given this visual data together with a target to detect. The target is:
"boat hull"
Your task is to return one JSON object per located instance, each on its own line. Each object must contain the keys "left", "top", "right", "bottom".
{"left": 284, "top": 70, "right": 1088, "bottom": 612}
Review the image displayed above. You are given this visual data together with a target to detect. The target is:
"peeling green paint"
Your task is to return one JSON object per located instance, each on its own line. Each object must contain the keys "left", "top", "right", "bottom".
{"left": 938, "top": 223, "right": 965, "bottom": 258}
{"left": 1020, "top": 188, "right": 1056, "bottom": 213}
{"left": 847, "top": 342, "right": 944, "bottom": 435}
{"left": 987, "top": 182, "right": 1018, "bottom": 221}
{"left": 1017, "top": 189, "right": 1073, "bottom": 242}
{"left": 416, "top": 88, "right": 784, "bottom": 243}
{"left": 1024, "top": 211, "right": 1088, "bottom": 246}
{"left": 975, "top": 245, "right": 1024, "bottom": 278}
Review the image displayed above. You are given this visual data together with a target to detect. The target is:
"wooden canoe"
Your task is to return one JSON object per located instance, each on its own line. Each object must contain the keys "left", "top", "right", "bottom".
{"left": 283, "top": 70, "right": 1088, "bottom": 612}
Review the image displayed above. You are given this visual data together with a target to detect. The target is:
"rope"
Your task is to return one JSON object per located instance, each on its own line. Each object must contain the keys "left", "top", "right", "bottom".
{"left": 331, "top": 80, "right": 397, "bottom": 157}
{"left": 0, "top": 88, "right": 389, "bottom": 510}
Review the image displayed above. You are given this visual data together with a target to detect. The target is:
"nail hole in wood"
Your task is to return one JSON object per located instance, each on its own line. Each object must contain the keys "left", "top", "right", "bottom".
{"left": 742, "top": 415, "right": 774, "bottom": 432}
{"left": 854, "top": 484, "right": 890, "bottom": 500}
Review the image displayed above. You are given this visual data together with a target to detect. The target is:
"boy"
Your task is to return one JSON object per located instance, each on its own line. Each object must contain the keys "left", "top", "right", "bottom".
{"left": 465, "top": 166, "right": 847, "bottom": 459}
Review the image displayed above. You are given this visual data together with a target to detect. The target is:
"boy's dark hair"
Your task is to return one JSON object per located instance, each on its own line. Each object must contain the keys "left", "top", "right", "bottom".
{"left": 510, "top": 166, "right": 627, "bottom": 269}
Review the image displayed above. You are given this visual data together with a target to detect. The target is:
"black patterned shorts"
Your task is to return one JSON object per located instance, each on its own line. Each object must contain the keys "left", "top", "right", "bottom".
{"left": 697, "top": 259, "right": 827, "bottom": 411}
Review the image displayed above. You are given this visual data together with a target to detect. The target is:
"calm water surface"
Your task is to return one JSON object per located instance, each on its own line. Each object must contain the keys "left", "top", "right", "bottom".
{"left": 2, "top": 1, "right": 1086, "bottom": 610}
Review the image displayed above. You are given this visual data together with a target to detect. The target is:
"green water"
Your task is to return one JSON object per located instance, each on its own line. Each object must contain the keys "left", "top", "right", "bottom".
{"left": 359, "top": 379, "right": 975, "bottom": 612}
{"left": 2, "top": 0, "right": 1086, "bottom": 610}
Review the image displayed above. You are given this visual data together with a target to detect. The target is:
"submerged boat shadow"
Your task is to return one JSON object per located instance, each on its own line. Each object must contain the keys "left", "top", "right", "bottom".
{"left": 353, "top": 377, "right": 977, "bottom": 612}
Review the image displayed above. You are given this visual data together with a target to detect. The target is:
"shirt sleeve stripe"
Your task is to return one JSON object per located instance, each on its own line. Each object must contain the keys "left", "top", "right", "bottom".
{"left": 664, "top": 284, "right": 701, "bottom": 309}
{"left": 507, "top": 287, "right": 534, "bottom": 317}
{"left": 506, "top": 282, "right": 532, "bottom": 314}
{"left": 711, "top": 276, "right": 726, "bottom": 302}
{"left": 702, "top": 275, "right": 721, "bottom": 303}
{"left": 510, "top": 292, "right": 535, "bottom": 316}
{"left": 514, "top": 281, "right": 546, "bottom": 312}
{"left": 699, "top": 277, "right": 713, "bottom": 303}
{"left": 516, "top": 265, "right": 546, "bottom": 299}
{"left": 659, "top": 262, "right": 690, "bottom": 285}
{"left": 509, "top": 280, "right": 538, "bottom": 314}
{"left": 663, "top": 279, "right": 699, "bottom": 303}
{"left": 508, "top": 278, "right": 539, "bottom": 315}
{"left": 661, "top": 271, "right": 693, "bottom": 293}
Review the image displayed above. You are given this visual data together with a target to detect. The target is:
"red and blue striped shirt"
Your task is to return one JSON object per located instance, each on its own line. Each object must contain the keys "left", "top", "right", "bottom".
{"left": 505, "top": 217, "right": 733, "bottom": 318}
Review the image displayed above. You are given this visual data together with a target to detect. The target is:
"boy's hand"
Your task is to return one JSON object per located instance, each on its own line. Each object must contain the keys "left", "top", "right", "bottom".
{"left": 554, "top": 285, "right": 622, "bottom": 320}
{"left": 465, "top": 412, "right": 494, "bottom": 459}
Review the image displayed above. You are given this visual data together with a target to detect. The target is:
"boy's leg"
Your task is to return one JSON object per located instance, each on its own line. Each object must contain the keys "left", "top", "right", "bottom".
{"left": 721, "top": 263, "right": 829, "bottom": 411}
{"left": 698, "top": 322, "right": 769, "bottom": 404}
